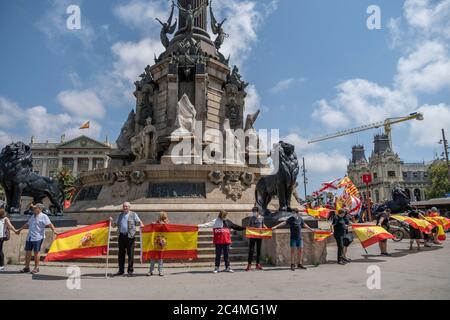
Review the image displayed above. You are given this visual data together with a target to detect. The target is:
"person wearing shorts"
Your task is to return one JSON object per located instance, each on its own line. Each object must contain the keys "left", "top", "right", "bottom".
{"left": 17, "top": 204, "right": 58, "bottom": 274}
{"left": 408, "top": 211, "right": 422, "bottom": 251}
{"left": 273, "top": 212, "right": 314, "bottom": 271}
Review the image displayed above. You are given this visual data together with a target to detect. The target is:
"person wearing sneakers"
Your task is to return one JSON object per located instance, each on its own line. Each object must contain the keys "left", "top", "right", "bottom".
{"left": 0, "top": 202, "right": 19, "bottom": 272}
{"left": 198, "top": 210, "right": 245, "bottom": 273}
{"left": 147, "top": 211, "right": 169, "bottom": 277}
{"left": 272, "top": 211, "right": 314, "bottom": 271}
{"left": 245, "top": 207, "right": 267, "bottom": 271}
{"left": 16, "top": 203, "right": 59, "bottom": 274}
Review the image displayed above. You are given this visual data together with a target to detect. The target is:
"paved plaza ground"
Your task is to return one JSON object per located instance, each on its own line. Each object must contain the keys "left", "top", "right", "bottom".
{"left": 1, "top": 239, "right": 449, "bottom": 300}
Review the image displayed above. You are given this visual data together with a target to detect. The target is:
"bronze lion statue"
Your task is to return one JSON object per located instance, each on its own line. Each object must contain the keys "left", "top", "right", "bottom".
{"left": 0, "top": 142, "right": 64, "bottom": 215}
{"left": 255, "top": 141, "right": 300, "bottom": 215}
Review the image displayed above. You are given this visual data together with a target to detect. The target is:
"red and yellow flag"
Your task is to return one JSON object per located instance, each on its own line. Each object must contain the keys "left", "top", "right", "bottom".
{"left": 141, "top": 224, "right": 198, "bottom": 261}
{"left": 391, "top": 215, "right": 434, "bottom": 234}
{"left": 351, "top": 224, "right": 394, "bottom": 248}
{"left": 79, "top": 121, "right": 90, "bottom": 129}
{"left": 338, "top": 176, "right": 360, "bottom": 197}
{"left": 44, "top": 221, "right": 110, "bottom": 261}
{"left": 425, "top": 217, "right": 450, "bottom": 241}
{"left": 245, "top": 228, "right": 273, "bottom": 239}
{"left": 306, "top": 207, "right": 331, "bottom": 219}
{"left": 314, "top": 231, "right": 333, "bottom": 242}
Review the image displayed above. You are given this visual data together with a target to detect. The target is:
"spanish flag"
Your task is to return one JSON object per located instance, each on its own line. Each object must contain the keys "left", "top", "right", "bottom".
{"left": 391, "top": 215, "right": 434, "bottom": 234}
{"left": 425, "top": 217, "right": 450, "bottom": 241}
{"left": 44, "top": 221, "right": 110, "bottom": 261}
{"left": 245, "top": 228, "right": 273, "bottom": 239}
{"left": 306, "top": 208, "right": 331, "bottom": 219}
{"left": 314, "top": 231, "right": 333, "bottom": 242}
{"left": 351, "top": 224, "right": 394, "bottom": 248}
{"left": 141, "top": 224, "right": 198, "bottom": 261}
{"left": 79, "top": 121, "right": 90, "bottom": 129}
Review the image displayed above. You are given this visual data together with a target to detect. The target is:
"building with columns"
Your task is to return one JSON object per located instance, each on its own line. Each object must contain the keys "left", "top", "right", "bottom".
{"left": 30, "top": 135, "right": 114, "bottom": 177}
{"left": 347, "top": 133, "right": 431, "bottom": 203}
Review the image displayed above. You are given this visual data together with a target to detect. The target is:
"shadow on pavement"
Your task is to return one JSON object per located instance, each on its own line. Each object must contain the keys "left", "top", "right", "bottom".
{"left": 349, "top": 256, "right": 387, "bottom": 263}
{"left": 31, "top": 274, "right": 67, "bottom": 281}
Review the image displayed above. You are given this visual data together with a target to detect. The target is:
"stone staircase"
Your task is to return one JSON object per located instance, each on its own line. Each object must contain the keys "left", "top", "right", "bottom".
{"left": 35, "top": 229, "right": 250, "bottom": 268}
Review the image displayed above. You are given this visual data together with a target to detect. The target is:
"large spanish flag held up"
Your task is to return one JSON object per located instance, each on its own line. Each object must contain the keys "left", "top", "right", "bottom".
{"left": 245, "top": 228, "right": 273, "bottom": 239}
{"left": 314, "top": 231, "right": 333, "bottom": 242}
{"left": 391, "top": 215, "right": 434, "bottom": 234}
{"left": 351, "top": 224, "right": 395, "bottom": 249}
{"left": 44, "top": 221, "right": 110, "bottom": 262}
{"left": 141, "top": 224, "right": 198, "bottom": 261}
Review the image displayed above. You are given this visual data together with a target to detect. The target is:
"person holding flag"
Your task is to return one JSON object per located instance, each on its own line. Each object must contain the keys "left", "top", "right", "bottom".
{"left": 110, "top": 202, "right": 144, "bottom": 277}
{"left": 198, "top": 211, "right": 245, "bottom": 274}
{"left": 330, "top": 209, "right": 352, "bottom": 265}
{"left": 245, "top": 207, "right": 268, "bottom": 272}
{"left": 408, "top": 210, "right": 422, "bottom": 251}
{"left": 147, "top": 211, "right": 169, "bottom": 277}
{"left": 16, "top": 204, "right": 59, "bottom": 274}
{"left": 376, "top": 209, "right": 392, "bottom": 256}
{"left": 272, "top": 211, "right": 315, "bottom": 271}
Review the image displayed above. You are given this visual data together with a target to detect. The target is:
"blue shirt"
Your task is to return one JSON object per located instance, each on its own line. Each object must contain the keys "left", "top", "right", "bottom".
{"left": 27, "top": 213, "right": 51, "bottom": 241}
{"left": 117, "top": 212, "right": 141, "bottom": 235}
{"left": 286, "top": 215, "right": 305, "bottom": 241}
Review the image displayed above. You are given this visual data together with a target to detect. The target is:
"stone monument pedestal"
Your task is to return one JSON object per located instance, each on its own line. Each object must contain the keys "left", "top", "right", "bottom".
{"left": 260, "top": 229, "right": 327, "bottom": 266}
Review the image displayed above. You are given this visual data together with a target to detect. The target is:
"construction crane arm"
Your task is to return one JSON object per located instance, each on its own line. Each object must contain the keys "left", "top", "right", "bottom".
{"left": 308, "top": 112, "right": 423, "bottom": 144}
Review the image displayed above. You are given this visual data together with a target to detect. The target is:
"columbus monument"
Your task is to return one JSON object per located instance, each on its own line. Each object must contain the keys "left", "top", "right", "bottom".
{"left": 67, "top": 0, "right": 301, "bottom": 224}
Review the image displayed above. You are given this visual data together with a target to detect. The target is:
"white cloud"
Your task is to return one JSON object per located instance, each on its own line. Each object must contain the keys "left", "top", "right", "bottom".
{"left": 395, "top": 41, "right": 450, "bottom": 94}
{"left": 111, "top": 38, "right": 164, "bottom": 84}
{"left": 113, "top": 0, "right": 169, "bottom": 32}
{"left": 283, "top": 132, "right": 315, "bottom": 152}
{"left": 0, "top": 96, "right": 103, "bottom": 148}
{"left": 404, "top": 0, "right": 450, "bottom": 39}
{"left": 303, "top": 151, "right": 348, "bottom": 174}
{"left": 311, "top": 99, "right": 349, "bottom": 129}
{"left": 271, "top": 77, "right": 305, "bottom": 94}
{"left": 244, "top": 84, "right": 262, "bottom": 116}
{"left": 0, "top": 97, "right": 23, "bottom": 129}
{"left": 409, "top": 103, "right": 450, "bottom": 146}
{"left": 57, "top": 90, "right": 106, "bottom": 119}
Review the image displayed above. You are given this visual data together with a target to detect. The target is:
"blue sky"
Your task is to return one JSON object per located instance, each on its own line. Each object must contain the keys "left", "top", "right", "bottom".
{"left": 1, "top": 0, "right": 449, "bottom": 193}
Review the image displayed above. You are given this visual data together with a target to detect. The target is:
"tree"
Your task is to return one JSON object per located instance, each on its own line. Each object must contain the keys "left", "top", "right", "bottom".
{"left": 425, "top": 162, "right": 450, "bottom": 199}
{"left": 56, "top": 167, "right": 80, "bottom": 206}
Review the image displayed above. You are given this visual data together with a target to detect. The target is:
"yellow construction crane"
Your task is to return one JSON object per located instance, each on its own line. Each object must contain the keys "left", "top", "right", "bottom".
{"left": 308, "top": 112, "right": 424, "bottom": 146}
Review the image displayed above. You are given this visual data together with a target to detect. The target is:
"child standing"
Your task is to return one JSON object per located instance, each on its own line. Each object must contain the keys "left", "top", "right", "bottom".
{"left": 147, "top": 211, "right": 169, "bottom": 277}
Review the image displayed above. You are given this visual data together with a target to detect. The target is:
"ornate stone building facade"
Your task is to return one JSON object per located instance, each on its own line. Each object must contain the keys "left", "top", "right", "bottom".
{"left": 347, "top": 134, "right": 431, "bottom": 203}
{"left": 30, "top": 135, "right": 114, "bottom": 177}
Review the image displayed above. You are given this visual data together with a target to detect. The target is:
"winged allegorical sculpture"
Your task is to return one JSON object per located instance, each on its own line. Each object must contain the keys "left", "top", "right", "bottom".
{"left": 156, "top": 3, "right": 177, "bottom": 48}
{"left": 210, "top": 0, "right": 228, "bottom": 50}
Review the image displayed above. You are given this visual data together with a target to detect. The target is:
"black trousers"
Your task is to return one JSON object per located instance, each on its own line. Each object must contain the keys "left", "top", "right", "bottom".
{"left": 215, "top": 244, "right": 230, "bottom": 268}
{"left": 334, "top": 233, "right": 345, "bottom": 262}
{"left": 0, "top": 239, "right": 4, "bottom": 267}
{"left": 248, "top": 238, "right": 262, "bottom": 264}
{"left": 118, "top": 234, "right": 135, "bottom": 274}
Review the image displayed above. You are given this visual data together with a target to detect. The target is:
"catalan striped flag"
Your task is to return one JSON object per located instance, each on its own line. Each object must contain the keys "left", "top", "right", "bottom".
{"left": 314, "top": 231, "right": 333, "bottom": 242}
{"left": 391, "top": 215, "right": 434, "bottom": 234}
{"left": 338, "top": 176, "right": 360, "bottom": 197}
{"left": 245, "top": 228, "right": 273, "bottom": 239}
{"left": 352, "top": 224, "right": 394, "bottom": 248}
{"left": 141, "top": 224, "right": 198, "bottom": 261}
{"left": 306, "top": 207, "right": 331, "bottom": 219}
{"left": 44, "top": 221, "right": 110, "bottom": 261}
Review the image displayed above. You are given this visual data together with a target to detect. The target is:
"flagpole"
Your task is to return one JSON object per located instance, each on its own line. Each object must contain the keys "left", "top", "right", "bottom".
{"left": 105, "top": 219, "right": 112, "bottom": 279}
{"left": 140, "top": 226, "right": 143, "bottom": 265}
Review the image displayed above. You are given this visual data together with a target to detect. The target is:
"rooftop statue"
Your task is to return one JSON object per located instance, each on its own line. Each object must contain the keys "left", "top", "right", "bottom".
{"left": 210, "top": 0, "right": 228, "bottom": 50}
{"left": 156, "top": 3, "right": 177, "bottom": 49}
{"left": 174, "top": 0, "right": 207, "bottom": 36}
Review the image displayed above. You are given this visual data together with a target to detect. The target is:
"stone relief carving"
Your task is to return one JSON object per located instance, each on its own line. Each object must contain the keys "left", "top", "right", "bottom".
{"left": 208, "top": 170, "right": 224, "bottom": 185}
{"left": 130, "top": 170, "right": 146, "bottom": 185}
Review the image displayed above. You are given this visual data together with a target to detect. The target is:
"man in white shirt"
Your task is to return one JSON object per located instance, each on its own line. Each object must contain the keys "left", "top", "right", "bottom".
{"left": 17, "top": 203, "right": 58, "bottom": 274}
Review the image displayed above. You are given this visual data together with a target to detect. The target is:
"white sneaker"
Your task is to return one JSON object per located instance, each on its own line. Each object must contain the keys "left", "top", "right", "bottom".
{"left": 0, "top": 266, "right": 5, "bottom": 272}
{"left": 213, "top": 268, "right": 219, "bottom": 274}
{"left": 224, "top": 268, "right": 234, "bottom": 273}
